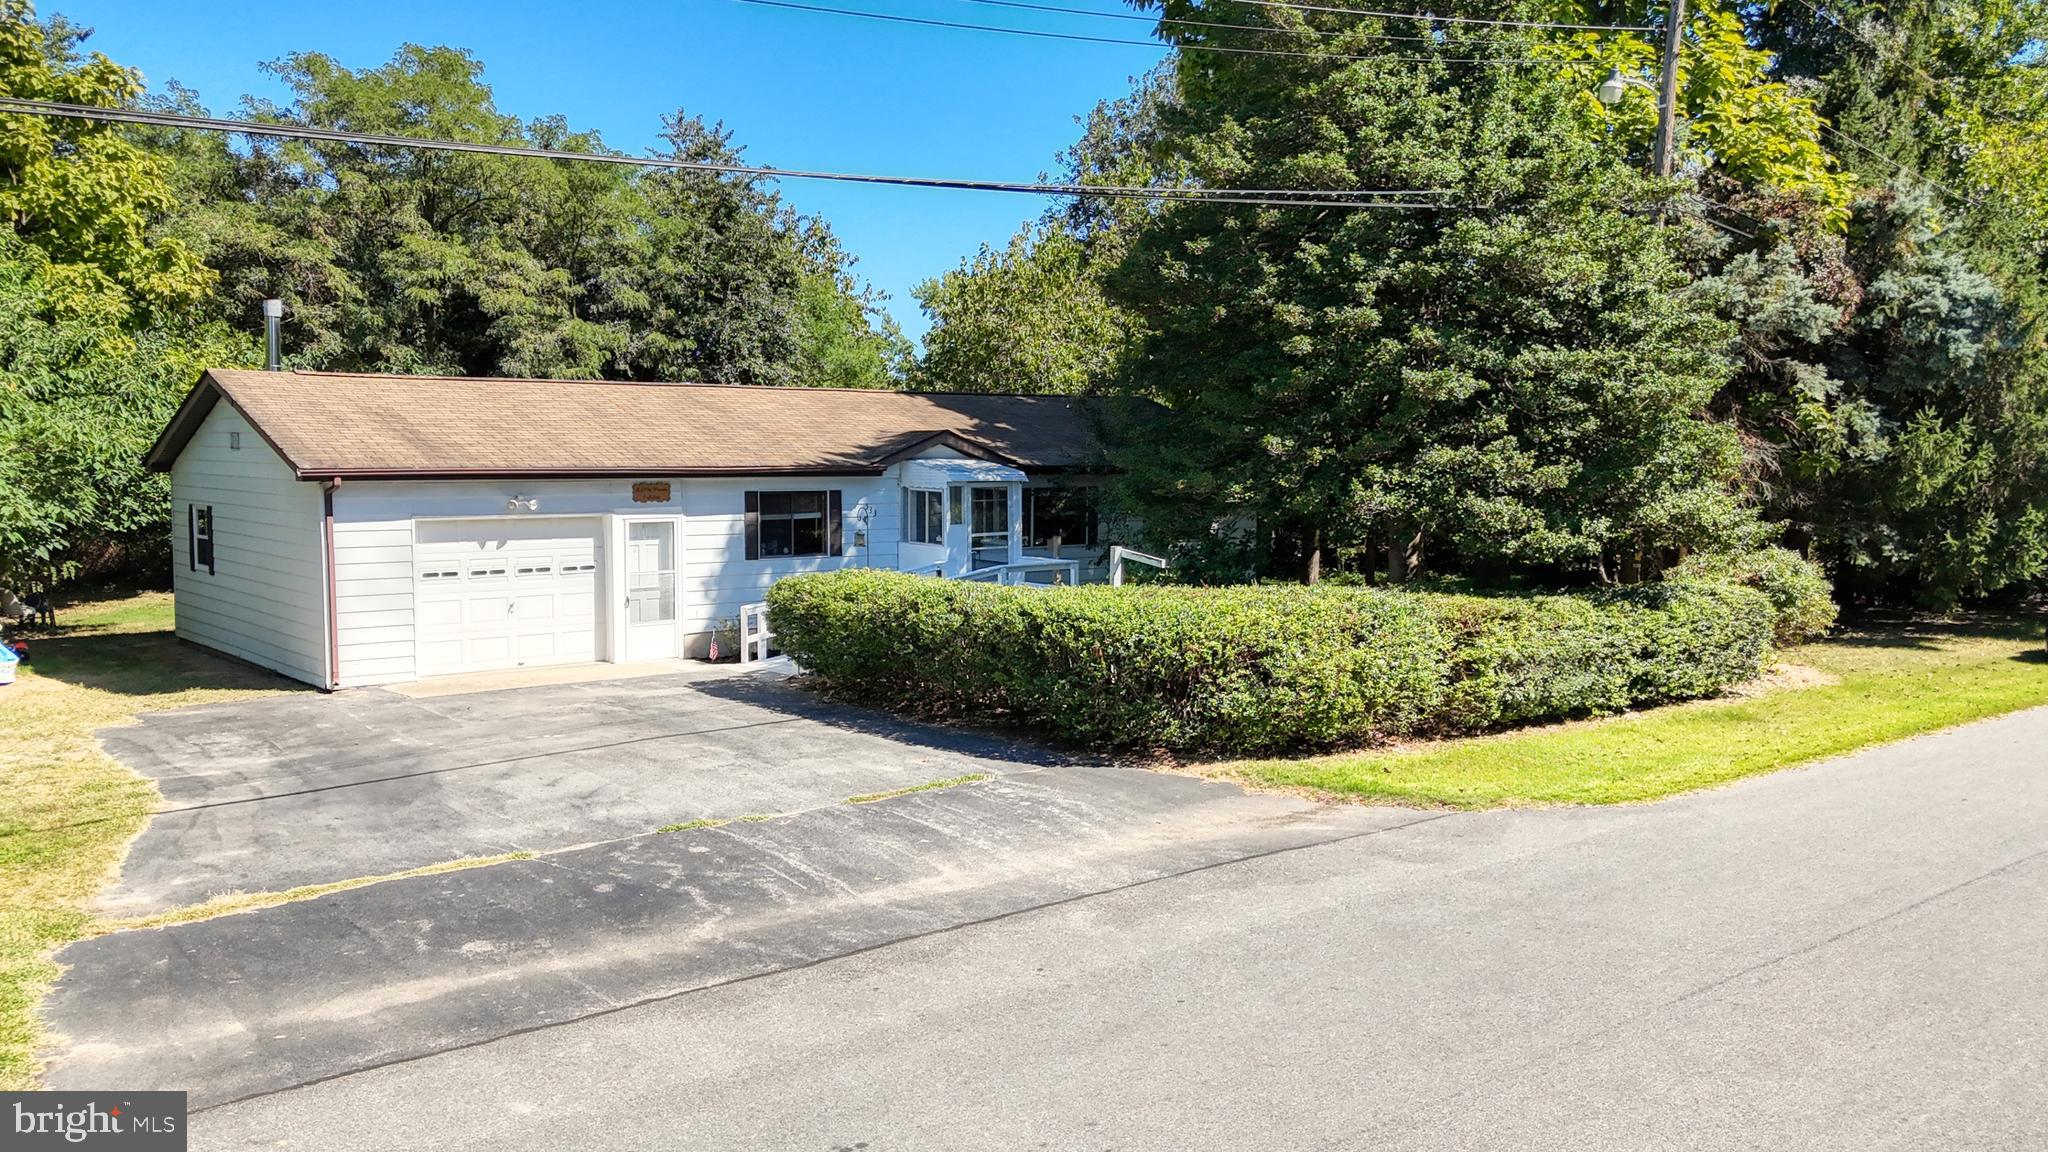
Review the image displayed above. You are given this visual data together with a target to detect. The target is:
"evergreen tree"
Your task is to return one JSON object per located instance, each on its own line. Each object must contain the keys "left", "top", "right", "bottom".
{"left": 1700, "top": 0, "right": 2048, "bottom": 606}
{"left": 1103, "top": 6, "right": 1755, "bottom": 581}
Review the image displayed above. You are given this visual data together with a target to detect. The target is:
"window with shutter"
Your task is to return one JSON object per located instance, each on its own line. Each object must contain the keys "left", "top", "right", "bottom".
{"left": 745, "top": 490, "right": 840, "bottom": 558}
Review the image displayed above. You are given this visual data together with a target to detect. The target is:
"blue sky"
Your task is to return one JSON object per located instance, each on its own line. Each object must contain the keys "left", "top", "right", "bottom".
{"left": 55, "top": 0, "right": 1171, "bottom": 344}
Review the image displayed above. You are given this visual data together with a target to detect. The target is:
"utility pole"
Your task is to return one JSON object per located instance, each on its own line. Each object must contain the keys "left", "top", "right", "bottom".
{"left": 1651, "top": 0, "right": 1686, "bottom": 178}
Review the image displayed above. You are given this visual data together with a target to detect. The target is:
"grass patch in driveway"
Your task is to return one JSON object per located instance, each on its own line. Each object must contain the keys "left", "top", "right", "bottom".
{"left": 1209, "top": 614, "right": 2048, "bottom": 809}
{"left": 90, "top": 851, "right": 536, "bottom": 935}
{"left": 846, "top": 773, "right": 991, "bottom": 804}
{"left": 656, "top": 818, "right": 730, "bottom": 833}
{"left": 0, "top": 592, "right": 294, "bottom": 1089}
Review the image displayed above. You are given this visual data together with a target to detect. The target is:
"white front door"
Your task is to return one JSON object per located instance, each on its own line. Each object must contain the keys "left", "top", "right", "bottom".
{"left": 414, "top": 517, "right": 604, "bottom": 677}
{"left": 624, "top": 519, "right": 678, "bottom": 661}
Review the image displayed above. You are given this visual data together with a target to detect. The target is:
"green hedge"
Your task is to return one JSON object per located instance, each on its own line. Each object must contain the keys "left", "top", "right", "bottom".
{"left": 766, "top": 570, "right": 1774, "bottom": 754}
{"left": 1667, "top": 547, "right": 1837, "bottom": 645}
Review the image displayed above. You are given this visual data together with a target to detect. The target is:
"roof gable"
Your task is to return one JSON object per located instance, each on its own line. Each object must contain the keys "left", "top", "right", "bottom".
{"left": 147, "top": 370, "right": 1146, "bottom": 479}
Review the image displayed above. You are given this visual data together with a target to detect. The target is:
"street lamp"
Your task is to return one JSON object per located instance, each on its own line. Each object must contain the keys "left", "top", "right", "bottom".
{"left": 1595, "top": 67, "right": 1651, "bottom": 107}
{"left": 1593, "top": 0, "right": 1687, "bottom": 179}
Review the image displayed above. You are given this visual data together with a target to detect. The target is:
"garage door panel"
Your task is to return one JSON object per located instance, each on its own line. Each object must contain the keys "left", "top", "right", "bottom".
{"left": 468, "top": 635, "right": 513, "bottom": 666}
{"left": 413, "top": 518, "right": 606, "bottom": 677}
{"left": 418, "top": 639, "right": 463, "bottom": 670}
{"left": 418, "top": 600, "right": 462, "bottom": 628}
{"left": 513, "top": 593, "right": 558, "bottom": 621}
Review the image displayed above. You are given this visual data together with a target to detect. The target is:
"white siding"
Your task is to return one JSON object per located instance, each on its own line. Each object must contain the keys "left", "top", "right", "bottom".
{"left": 330, "top": 480, "right": 663, "bottom": 687}
{"left": 328, "top": 475, "right": 898, "bottom": 679}
{"left": 169, "top": 404, "right": 328, "bottom": 686}
{"left": 679, "top": 476, "right": 898, "bottom": 643}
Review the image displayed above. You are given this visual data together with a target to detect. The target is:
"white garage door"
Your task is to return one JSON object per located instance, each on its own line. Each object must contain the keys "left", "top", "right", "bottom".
{"left": 414, "top": 518, "right": 604, "bottom": 677}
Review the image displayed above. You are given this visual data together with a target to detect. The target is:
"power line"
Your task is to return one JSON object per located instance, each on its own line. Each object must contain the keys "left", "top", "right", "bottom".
{"left": 1222, "top": 0, "right": 1655, "bottom": 33}
{"left": 737, "top": 0, "right": 1570, "bottom": 63}
{"left": 1817, "top": 121, "right": 1977, "bottom": 206}
{"left": 0, "top": 97, "right": 1449, "bottom": 209}
{"left": 1675, "top": 200, "right": 1756, "bottom": 239}
{"left": 1783, "top": 0, "right": 1944, "bottom": 90}
{"left": 963, "top": 0, "right": 1530, "bottom": 44}
{"left": 1781, "top": 0, "right": 1982, "bottom": 207}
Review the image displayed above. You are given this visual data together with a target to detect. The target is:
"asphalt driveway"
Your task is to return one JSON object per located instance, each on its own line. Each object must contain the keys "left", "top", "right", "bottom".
{"left": 47, "top": 668, "right": 1410, "bottom": 1103}
{"left": 93, "top": 667, "right": 1095, "bottom": 914}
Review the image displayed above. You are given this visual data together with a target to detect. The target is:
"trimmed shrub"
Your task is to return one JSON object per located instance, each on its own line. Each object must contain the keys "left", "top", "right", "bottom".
{"left": 767, "top": 572, "right": 1447, "bottom": 754}
{"left": 1668, "top": 547, "right": 1837, "bottom": 645}
{"left": 766, "top": 570, "right": 1775, "bottom": 754}
{"left": 1424, "top": 593, "right": 1639, "bottom": 729}
{"left": 1606, "top": 582, "right": 1778, "bottom": 701}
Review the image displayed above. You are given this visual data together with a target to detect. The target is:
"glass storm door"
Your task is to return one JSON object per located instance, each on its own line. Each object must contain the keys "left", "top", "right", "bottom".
{"left": 624, "top": 520, "right": 677, "bottom": 661}
{"left": 969, "top": 486, "right": 1011, "bottom": 570}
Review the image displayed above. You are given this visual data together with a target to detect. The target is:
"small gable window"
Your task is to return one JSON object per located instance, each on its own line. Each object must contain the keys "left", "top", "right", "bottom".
{"left": 189, "top": 505, "right": 216, "bottom": 574}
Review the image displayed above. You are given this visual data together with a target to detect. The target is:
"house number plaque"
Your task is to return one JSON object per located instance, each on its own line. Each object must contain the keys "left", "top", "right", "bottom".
{"left": 632, "top": 481, "right": 671, "bottom": 503}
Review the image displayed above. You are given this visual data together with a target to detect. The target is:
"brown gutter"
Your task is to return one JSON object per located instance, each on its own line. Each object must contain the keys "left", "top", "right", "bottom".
{"left": 290, "top": 465, "right": 895, "bottom": 481}
{"left": 285, "top": 463, "right": 1108, "bottom": 481}
{"left": 322, "top": 477, "right": 342, "bottom": 690}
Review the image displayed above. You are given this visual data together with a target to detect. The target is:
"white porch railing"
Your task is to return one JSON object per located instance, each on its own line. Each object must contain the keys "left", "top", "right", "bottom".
{"left": 959, "top": 559, "right": 1082, "bottom": 586}
{"left": 1108, "top": 545, "right": 1170, "bottom": 586}
{"left": 738, "top": 600, "right": 774, "bottom": 664}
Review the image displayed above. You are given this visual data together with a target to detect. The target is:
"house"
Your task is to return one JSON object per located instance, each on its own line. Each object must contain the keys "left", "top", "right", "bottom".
{"left": 145, "top": 368, "right": 1140, "bottom": 689}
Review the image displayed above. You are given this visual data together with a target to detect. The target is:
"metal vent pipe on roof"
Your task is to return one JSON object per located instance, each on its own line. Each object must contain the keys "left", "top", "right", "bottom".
{"left": 262, "top": 298, "right": 283, "bottom": 371}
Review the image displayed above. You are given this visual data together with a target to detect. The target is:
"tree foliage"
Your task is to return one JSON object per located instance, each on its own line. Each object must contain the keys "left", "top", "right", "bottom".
{"left": 0, "top": 11, "right": 910, "bottom": 585}
{"left": 0, "top": 5, "right": 243, "bottom": 584}
{"left": 1545, "top": 0, "right": 1853, "bottom": 224}
{"left": 1689, "top": 0, "right": 2048, "bottom": 606}
{"left": 152, "top": 44, "right": 905, "bottom": 386}
{"left": 1101, "top": 7, "right": 1757, "bottom": 582}
{"left": 0, "top": 2, "right": 210, "bottom": 320}
{"left": 0, "top": 236, "right": 255, "bottom": 587}
{"left": 914, "top": 225, "right": 1127, "bottom": 393}
{"left": 913, "top": 66, "right": 1176, "bottom": 393}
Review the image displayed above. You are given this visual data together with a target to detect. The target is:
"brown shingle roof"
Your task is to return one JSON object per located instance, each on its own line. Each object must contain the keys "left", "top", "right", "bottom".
{"left": 147, "top": 370, "right": 1143, "bottom": 478}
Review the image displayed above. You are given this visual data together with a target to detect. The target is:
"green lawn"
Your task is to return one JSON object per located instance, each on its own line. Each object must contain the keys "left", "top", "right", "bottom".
{"left": 0, "top": 591, "right": 293, "bottom": 1090}
{"left": 1209, "top": 614, "right": 2048, "bottom": 809}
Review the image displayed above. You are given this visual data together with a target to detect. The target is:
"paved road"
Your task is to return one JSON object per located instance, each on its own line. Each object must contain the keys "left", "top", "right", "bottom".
{"left": 189, "top": 706, "right": 2048, "bottom": 1151}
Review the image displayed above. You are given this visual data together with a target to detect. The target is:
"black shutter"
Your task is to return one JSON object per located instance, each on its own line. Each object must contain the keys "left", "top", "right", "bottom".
{"left": 187, "top": 504, "right": 196, "bottom": 571}
{"left": 829, "top": 490, "right": 844, "bottom": 556}
{"left": 744, "top": 491, "right": 760, "bottom": 561}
